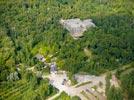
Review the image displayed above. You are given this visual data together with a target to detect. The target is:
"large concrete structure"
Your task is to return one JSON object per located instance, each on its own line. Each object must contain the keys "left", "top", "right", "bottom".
{"left": 60, "top": 18, "right": 95, "bottom": 39}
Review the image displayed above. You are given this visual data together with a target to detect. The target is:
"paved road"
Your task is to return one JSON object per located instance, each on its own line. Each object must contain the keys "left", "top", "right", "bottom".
{"left": 43, "top": 74, "right": 106, "bottom": 100}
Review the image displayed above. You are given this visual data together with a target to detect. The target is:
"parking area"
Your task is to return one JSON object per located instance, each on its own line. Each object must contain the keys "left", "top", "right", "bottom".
{"left": 46, "top": 72, "right": 106, "bottom": 100}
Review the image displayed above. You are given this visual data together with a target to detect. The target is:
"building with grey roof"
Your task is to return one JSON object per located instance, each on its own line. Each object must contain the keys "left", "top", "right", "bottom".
{"left": 60, "top": 18, "right": 95, "bottom": 39}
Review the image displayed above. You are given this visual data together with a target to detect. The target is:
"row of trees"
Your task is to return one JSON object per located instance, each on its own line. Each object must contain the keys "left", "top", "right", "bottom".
{"left": 0, "top": 67, "right": 57, "bottom": 100}
{"left": 23, "top": 71, "right": 57, "bottom": 100}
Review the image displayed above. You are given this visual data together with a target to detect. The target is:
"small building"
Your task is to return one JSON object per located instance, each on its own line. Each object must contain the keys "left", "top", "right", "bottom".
{"left": 60, "top": 18, "right": 95, "bottom": 39}
{"left": 50, "top": 62, "right": 57, "bottom": 74}
{"left": 35, "top": 54, "right": 46, "bottom": 62}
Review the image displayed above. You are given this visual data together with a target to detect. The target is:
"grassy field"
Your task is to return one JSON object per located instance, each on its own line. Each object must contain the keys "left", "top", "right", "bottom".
{"left": 0, "top": 80, "right": 30, "bottom": 100}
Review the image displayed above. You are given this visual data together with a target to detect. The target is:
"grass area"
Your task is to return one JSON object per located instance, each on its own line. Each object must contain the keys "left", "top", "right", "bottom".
{"left": 81, "top": 91, "right": 90, "bottom": 100}
{"left": 45, "top": 89, "right": 59, "bottom": 100}
{"left": 121, "top": 68, "right": 134, "bottom": 76}
{"left": 42, "top": 67, "right": 50, "bottom": 75}
{"left": 0, "top": 83, "right": 24, "bottom": 95}
{"left": 0, "top": 80, "right": 29, "bottom": 100}
{"left": 54, "top": 92, "right": 80, "bottom": 100}
{"left": 75, "top": 81, "right": 92, "bottom": 88}
{"left": 6, "top": 86, "right": 29, "bottom": 100}
{"left": 54, "top": 92, "right": 71, "bottom": 100}
{"left": 0, "top": 76, "right": 58, "bottom": 100}
{"left": 116, "top": 62, "right": 134, "bottom": 78}
{"left": 84, "top": 48, "right": 92, "bottom": 58}
{"left": 67, "top": 72, "right": 78, "bottom": 85}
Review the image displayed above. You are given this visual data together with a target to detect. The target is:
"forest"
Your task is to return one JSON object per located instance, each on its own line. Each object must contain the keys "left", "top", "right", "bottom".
{"left": 0, "top": 0, "right": 134, "bottom": 100}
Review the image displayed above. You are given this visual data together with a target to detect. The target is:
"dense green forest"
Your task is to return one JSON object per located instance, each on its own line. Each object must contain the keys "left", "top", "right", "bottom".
{"left": 0, "top": 0, "right": 134, "bottom": 79}
{"left": 0, "top": 0, "right": 134, "bottom": 100}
